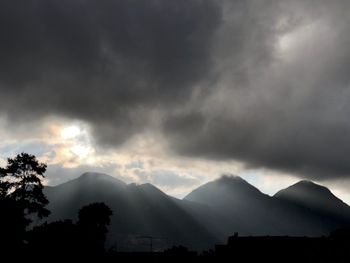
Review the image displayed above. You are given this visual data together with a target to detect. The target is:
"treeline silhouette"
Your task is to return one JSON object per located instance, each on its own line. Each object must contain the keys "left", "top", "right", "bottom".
{"left": 1, "top": 153, "right": 350, "bottom": 262}
{"left": 27, "top": 202, "right": 112, "bottom": 255}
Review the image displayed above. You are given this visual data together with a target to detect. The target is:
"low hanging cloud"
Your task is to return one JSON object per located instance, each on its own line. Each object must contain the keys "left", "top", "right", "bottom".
{"left": 133, "top": 169, "right": 200, "bottom": 189}
{"left": 1, "top": 0, "right": 350, "bottom": 181}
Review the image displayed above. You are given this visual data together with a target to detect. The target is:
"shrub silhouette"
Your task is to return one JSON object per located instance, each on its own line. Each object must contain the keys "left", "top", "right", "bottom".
{"left": 27, "top": 220, "right": 78, "bottom": 254}
{"left": 78, "top": 202, "right": 113, "bottom": 254}
{"left": 27, "top": 202, "right": 113, "bottom": 256}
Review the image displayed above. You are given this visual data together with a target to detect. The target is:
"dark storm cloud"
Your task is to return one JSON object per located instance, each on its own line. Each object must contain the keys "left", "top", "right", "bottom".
{"left": 164, "top": 0, "right": 350, "bottom": 180}
{"left": 0, "top": 0, "right": 221, "bottom": 144}
{"left": 2, "top": 0, "right": 350, "bottom": 181}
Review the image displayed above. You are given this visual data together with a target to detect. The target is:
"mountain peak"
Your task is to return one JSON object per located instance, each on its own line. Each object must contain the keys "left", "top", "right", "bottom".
{"left": 274, "top": 179, "right": 349, "bottom": 213}
{"left": 184, "top": 174, "right": 264, "bottom": 205}
{"left": 295, "top": 179, "right": 316, "bottom": 185}
{"left": 214, "top": 175, "right": 262, "bottom": 194}
{"left": 216, "top": 174, "right": 246, "bottom": 184}
{"left": 79, "top": 172, "right": 108, "bottom": 179}
{"left": 75, "top": 172, "right": 127, "bottom": 187}
{"left": 275, "top": 180, "right": 332, "bottom": 198}
{"left": 294, "top": 180, "right": 324, "bottom": 188}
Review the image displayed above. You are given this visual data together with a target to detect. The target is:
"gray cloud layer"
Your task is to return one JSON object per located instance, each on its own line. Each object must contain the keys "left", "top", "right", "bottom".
{"left": 1, "top": 0, "right": 350, "bottom": 180}
{"left": 0, "top": 0, "right": 221, "bottom": 144}
{"left": 165, "top": 0, "right": 350, "bottom": 179}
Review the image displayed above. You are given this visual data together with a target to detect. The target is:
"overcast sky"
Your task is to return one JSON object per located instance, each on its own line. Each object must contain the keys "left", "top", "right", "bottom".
{"left": 1, "top": 0, "right": 350, "bottom": 202}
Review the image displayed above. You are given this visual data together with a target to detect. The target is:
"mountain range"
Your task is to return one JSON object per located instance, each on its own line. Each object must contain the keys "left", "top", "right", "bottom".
{"left": 43, "top": 173, "right": 350, "bottom": 251}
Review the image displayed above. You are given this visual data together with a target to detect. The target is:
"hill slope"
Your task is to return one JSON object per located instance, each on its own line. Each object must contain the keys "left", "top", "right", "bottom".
{"left": 44, "top": 172, "right": 216, "bottom": 251}
{"left": 274, "top": 180, "right": 350, "bottom": 233}
{"left": 43, "top": 173, "right": 350, "bottom": 250}
{"left": 185, "top": 176, "right": 350, "bottom": 238}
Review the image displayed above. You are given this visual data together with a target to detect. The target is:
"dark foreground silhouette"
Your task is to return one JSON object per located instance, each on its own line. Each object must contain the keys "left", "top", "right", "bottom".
{"left": 214, "top": 232, "right": 350, "bottom": 262}
{"left": 26, "top": 202, "right": 112, "bottom": 256}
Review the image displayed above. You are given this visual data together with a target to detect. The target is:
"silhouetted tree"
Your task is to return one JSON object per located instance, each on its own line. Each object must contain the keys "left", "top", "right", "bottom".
{"left": 77, "top": 202, "right": 113, "bottom": 253}
{"left": 0, "top": 153, "right": 50, "bottom": 252}
{"left": 0, "top": 152, "right": 50, "bottom": 221}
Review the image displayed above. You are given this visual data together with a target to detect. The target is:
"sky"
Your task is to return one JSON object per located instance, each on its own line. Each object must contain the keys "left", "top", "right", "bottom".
{"left": 1, "top": 0, "right": 350, "bottom": 202}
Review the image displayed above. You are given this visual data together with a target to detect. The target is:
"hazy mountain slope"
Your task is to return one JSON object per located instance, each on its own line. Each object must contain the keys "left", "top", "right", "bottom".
{"left": 43, "top": 173, "right": 350, "bottom": 250}
{"left": 275, "top": 180, "right": 350, "bottom": 213}
{"left": 185, "top": 176, "right": 350, "bottom": 238}
{"left": 274, "top": 180, "right": 350, "bottom": 233}
{"left": 44, "top": 172, "right": 216, "bottom": 251}
{"left": 45, "top": 172, "right": 128, "bottom": 223}
{"left": 184, "top": 176, "right": 285, "bottom": 237}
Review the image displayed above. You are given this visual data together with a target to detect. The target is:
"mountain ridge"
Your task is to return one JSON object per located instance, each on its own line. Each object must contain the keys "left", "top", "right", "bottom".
{"left": 43, "top": 172, "right": 350, "bottom": 250}
{"left": 44, "top": 172, "right": 216, "bottom": 251}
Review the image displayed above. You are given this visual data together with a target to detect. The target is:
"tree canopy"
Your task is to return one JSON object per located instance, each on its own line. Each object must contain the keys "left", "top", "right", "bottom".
{"left": 0, "top": 152, "right": 50, "bottom": 221}
{"left": 78, "top": 202, "right": 113, "bottom": 253}
{"left": 0, "top": 153, "right": 50, "bottom": 252}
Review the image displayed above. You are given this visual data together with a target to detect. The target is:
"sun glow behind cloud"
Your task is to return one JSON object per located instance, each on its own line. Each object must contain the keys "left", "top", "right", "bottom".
{"left": 61, "top": 125, "right": 81, "bottom": 139}
{"left": 277, "top": 18, "right": 335, "bottom": 61}
{"left": 1, "top": 115, "right": 350, "bottom": 203}
{"left": 55, "top": 123, "right": 96, "bottom": 167}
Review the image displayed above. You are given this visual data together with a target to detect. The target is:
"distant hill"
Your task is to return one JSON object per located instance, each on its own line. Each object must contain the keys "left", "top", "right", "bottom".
{"left": 274, "top": 180, "right": 349, "bottom": 212}
{"left": 184, "top": 175, "right": 279, "bottom": 236}
{"left": 44, "top": 172, "right": 216, "bottom": 251}
{"left": 43, "top": 173, "right": 350, "bottom": 250}
{"left": 274, "top": 180, "right": 350, "bottom": 233}
{"left": 185, "top": 176, "right": 350, "bottom": 238}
